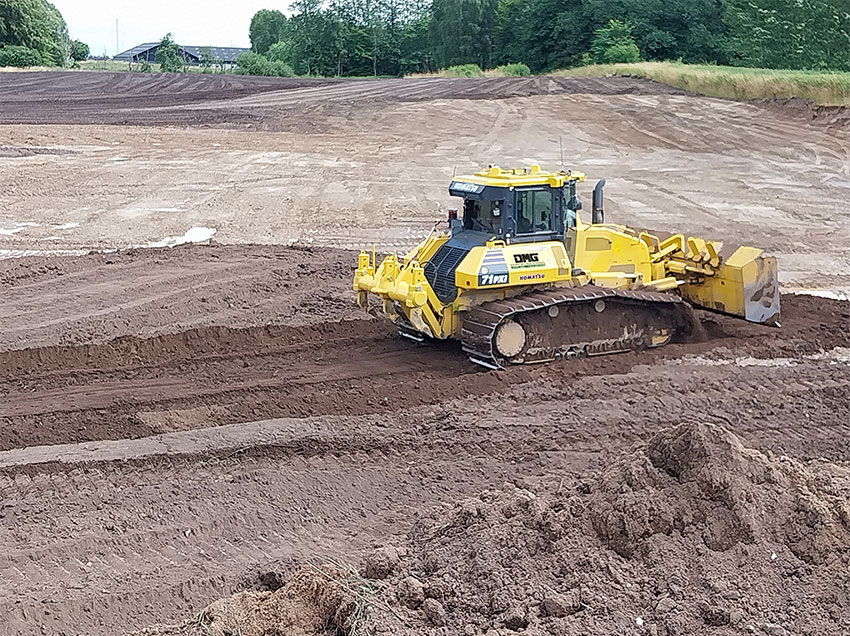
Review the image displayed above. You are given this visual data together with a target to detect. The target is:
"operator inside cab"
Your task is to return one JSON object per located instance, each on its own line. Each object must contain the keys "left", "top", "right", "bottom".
{"left": 449, "top": 166, "right": 585, "bottom": 245}
{"left": 463, "top": 199, "right": 503, "bottom": 234}
{"left": 516, "top": 189, "right": 551, "bottom": 233}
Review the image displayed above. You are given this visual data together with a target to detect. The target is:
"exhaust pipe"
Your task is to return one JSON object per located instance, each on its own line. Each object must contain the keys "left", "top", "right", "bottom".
{"left": 592, "top": 179, "right": 606, "bottom": 224}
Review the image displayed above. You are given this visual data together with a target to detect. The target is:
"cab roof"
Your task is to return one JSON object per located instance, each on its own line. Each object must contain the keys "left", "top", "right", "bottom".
{"left": 453, "top": 164, "right": 586, "bottom": 189}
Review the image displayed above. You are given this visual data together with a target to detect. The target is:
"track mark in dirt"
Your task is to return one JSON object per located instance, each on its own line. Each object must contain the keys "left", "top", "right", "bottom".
{"left": 0, "top": 291, "right": 846, "bottom": 451}
{"left": 0, "top": 72, "right": 686, "bottom": 130}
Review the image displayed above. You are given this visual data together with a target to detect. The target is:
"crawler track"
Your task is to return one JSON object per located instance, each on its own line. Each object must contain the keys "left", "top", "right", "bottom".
{"left": 461, "top": 286, "right": 692, "bottom": 368}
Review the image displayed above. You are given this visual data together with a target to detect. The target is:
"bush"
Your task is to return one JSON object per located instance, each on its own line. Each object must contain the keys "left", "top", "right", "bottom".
{"left": 236, "top": 52, "right": 294, "bottom": 77}
{"left": 70, "top": 40, "right": 89, "bottom": 62}
{"left": 0, "top": 45, "right": 44, "bottom": 67}
{"left": 590, "top": 20, "right": 642, "bottom": 65}
{"left": 604, "top": 42, "right": 641, "bottom": 64}
{"left": 443, "top": 64, "right": 484, "bottom": 77}
{"left": 269, "top": 60, "right": 294, "bottom": 77}
{"left": 139, "top": 60, "right": 152, "bottom": 73}
{"left": 494, "top": 62, "right": 531, "bottom": 76}
{"left": 236, "top": 51, "right": 270, "bottom": 75}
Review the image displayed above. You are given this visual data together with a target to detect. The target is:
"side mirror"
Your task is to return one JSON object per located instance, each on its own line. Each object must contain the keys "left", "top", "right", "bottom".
{"left": 592, "top": 179, "right": 606, "bottom": 224}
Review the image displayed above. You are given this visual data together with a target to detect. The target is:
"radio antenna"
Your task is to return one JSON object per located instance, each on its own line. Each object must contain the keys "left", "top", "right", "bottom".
{"left": 559, "top": 136, "right": 565, "bottom": 169}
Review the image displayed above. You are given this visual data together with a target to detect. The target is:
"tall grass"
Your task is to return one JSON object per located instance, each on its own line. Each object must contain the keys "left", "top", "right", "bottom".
{"left": 556, "top": 61, "right": 850, "bottom": 106}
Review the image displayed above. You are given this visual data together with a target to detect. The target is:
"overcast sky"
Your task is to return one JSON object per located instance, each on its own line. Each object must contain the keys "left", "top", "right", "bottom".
{"left": 54, "top": 0, "right": 282, "bottom": 56}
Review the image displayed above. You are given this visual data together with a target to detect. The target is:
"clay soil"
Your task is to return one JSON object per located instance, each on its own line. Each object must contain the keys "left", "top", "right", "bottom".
{"left": 0, "top": 72, "right": 849, "bottom": 636}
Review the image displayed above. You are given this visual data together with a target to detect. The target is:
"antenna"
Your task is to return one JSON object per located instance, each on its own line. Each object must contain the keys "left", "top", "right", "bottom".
{"left": 559, "top": 136, "right": 565, "bottom": 169}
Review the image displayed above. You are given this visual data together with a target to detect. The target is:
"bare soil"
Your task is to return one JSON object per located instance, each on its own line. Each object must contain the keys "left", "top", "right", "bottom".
{"left": 156, "top": 423, "right": 850, "bottom": 636}
{"left": 0, "top": 72, "right": 849, "bottom": 636}
{"left": 2, "top": 74, "right": 848, "bottom": 294}
{"left": 0, "top": 72, "right": 682, "bottom": 129}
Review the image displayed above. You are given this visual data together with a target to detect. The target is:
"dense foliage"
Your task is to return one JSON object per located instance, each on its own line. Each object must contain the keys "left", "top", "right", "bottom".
{"left": 247, "top": 0, "right": 850, "bottom": 77}
{"left": 0, "top": 0, "right": 75, "bottom": 66}
{"left": 69, "top": 38, "right": 88, "bottom": 61}
{"left": 154, "top": 33, "right": 183, "bottom": 72}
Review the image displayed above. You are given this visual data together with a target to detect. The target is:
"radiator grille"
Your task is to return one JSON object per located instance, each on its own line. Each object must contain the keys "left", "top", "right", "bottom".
{"left": 424, "top": 244, "right": 469, "bottom": 303}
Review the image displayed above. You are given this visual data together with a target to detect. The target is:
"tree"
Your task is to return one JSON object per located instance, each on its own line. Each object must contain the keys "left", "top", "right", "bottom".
{"left": 0, "top": 43, "right": 41, "bottom": 66}
{"left": 199, "top": 45, "right": 218, "bottom": 70}
{"left": 69, "top": 38, "right": 88, "bottom": 61}
{"left": 0, "top": 0, "right": 70, "bottom": 66}
{"left": 286, "top": 0, "right": 345, "bottom": 76}
{"left": 581, "top": 0, "right": 728, "bottom": 64}
{"left": 249, "top": 9, "right": 288, "bottom": 54}
{"left": 723, "top": 0, "right": 850, "bottom": 70}
{"left": 589, "top": 19, "right": 640, "bottom": 63}
{"left": 154, "top": 33, "right": 182, "bottom": 72}
{"left": 430, "top": 0, "right": 499, "bottom": 68}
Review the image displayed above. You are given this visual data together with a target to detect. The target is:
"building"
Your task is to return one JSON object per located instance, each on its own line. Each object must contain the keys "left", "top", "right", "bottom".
{"left": 114, "top": 43, "right": 250, "bottom": 66}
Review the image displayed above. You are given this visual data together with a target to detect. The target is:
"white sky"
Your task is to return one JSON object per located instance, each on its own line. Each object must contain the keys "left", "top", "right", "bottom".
{"left": 53, "top": 0, "right": 285, "bottom": 56}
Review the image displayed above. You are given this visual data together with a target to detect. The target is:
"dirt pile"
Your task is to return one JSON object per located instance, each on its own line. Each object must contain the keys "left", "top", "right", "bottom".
{"left": 136, "top": 422, "right": 850, "bottom": 636}
{"left": 134, "top": 564, "right": 362, "bottom": 636}
{"left": 361, "top": 423, "right": 850, "bottom": 635}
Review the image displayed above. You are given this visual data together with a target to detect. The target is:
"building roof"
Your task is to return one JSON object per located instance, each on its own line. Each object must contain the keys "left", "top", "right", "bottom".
{"left": 114, "top": 43, "right": 160, "bottom": 61}
{"left": 114, "top": 43, "right": 251, "bottom": 63}
{"left": 181, "top": 46, "right": 251, "bottom": 62}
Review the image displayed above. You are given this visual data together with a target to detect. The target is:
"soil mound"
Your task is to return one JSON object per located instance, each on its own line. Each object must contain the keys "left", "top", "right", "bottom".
{"left": 369, "top": 423, "right": 850, "bottom": 635}
{"left": 132, "top": 564, "right": 362, "bottom": 636}
{"left": 135, "top": 423, "right": 850, "bottom": 635}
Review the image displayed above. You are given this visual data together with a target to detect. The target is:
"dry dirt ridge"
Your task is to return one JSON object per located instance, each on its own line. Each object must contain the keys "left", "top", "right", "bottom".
{"left": 0, "top": 72, "right": 684, "bottom": 129}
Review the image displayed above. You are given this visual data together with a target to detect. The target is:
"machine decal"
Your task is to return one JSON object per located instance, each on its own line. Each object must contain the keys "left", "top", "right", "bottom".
{"left": 480, "top": 273, "right": 509, "bottom": 286}
{"left": 478, "top": 250, "right": 509, "bottom": 287}
{"left": 450, "top": 181, "right": 483, "bottom": 194}
{"left": 519, "top": 273, "right": 546, "bottom": 281}
{"left": 513, "top": 253, "right": 540, "bottom": 263}
{"left": 510, "top": 250, "right": 547, "bottom": 270}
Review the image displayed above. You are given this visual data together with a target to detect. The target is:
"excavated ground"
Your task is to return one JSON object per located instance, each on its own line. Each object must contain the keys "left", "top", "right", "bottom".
{"left": 1, "top": 245, "right": 849, "bottom": 636}
{"left": 0, "top": 245, "right": 846, "bottom": 453}
{"left": 1, "top": 73, "right": 849, "bottom": 636}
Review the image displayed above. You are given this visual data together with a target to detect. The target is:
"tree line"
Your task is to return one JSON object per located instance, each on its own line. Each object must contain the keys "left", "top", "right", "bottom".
{"left": 0, "top": 0, "right": 88, "bottom": 67}
{"left": 246, "top": 0, "right": 850, "bottom": 77}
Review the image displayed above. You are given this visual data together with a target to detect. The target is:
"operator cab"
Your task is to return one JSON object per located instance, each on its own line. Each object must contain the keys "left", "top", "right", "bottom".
{"left": 448, "top": 164, "right": 585, "bottom": 246}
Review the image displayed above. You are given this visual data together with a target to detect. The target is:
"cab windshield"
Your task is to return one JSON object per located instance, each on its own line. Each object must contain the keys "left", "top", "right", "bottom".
{"left": 463, "top": 199, "right": 504, "bottom": 234}
{"left": 516, "top": 189, "right": 552, "bottom": 234}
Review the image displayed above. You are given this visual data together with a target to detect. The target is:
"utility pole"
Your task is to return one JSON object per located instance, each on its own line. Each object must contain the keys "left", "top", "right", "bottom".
{"left": 115, "top": 19, "right": 119, "bottom": 56}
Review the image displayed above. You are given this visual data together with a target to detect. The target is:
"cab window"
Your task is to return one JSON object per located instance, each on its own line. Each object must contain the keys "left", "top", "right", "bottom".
{"left": 463, "top": 199, "right": 504, "bottom": 234}
{"left": 516, "top": 189, "right": 552, "bottom": 234}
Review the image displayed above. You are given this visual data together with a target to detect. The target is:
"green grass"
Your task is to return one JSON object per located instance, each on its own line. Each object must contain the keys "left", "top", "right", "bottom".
{"left": 556, "top": 61, "right": 850, "bottom": 106}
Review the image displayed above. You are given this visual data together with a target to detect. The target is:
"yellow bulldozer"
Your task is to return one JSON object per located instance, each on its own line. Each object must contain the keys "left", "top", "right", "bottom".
{"left": 353, "top": 165, "right": 779, "bottom": 369}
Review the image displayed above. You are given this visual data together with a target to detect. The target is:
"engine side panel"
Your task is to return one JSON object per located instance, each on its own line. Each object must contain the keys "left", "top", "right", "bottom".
{"left": 454, "top": 241, "right": 573, "bottom": 292}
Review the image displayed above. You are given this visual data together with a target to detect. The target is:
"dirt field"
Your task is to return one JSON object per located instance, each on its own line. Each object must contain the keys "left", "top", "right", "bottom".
{"left": 1, "top": 72, "right": 849, "bottom": 295}
{"left": 1, "top": 72, "right": 849, "bottom": 636}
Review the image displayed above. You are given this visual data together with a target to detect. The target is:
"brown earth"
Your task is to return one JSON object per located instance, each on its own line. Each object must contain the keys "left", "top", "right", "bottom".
{"left": 146, "top": 423, "right": 850, "bottom": 636}
{"left": 1, "top": 244, "right": 847, "bottom": 454}
{"left": 1, "top": 72, "right": 850, "bottom": 636}
{"left": 2, "top": 73, "right": 848, "bottom": 294}
{"left": 0, "top": 71, "right": 683, "bottom": 130}
{"left": 0, "top": 244, "right": 849, "bottom": 636}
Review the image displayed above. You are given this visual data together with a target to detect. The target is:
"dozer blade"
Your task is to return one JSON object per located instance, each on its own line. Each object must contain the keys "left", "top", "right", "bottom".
{"left": 680, "top": 246, "right": 780, "bottom": 325}
{"left": 460, "top": 286, "right": 696, "bottom": 369}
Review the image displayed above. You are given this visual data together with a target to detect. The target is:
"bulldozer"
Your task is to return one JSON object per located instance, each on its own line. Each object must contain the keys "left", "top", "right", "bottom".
{"left": 353, "top": 165, "right": 779, "bottom": 369}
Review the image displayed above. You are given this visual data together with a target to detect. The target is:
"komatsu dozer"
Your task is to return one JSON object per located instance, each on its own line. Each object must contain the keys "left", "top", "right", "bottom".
{"left": 353, "top": 165, "right": 780, "bottom": 369}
